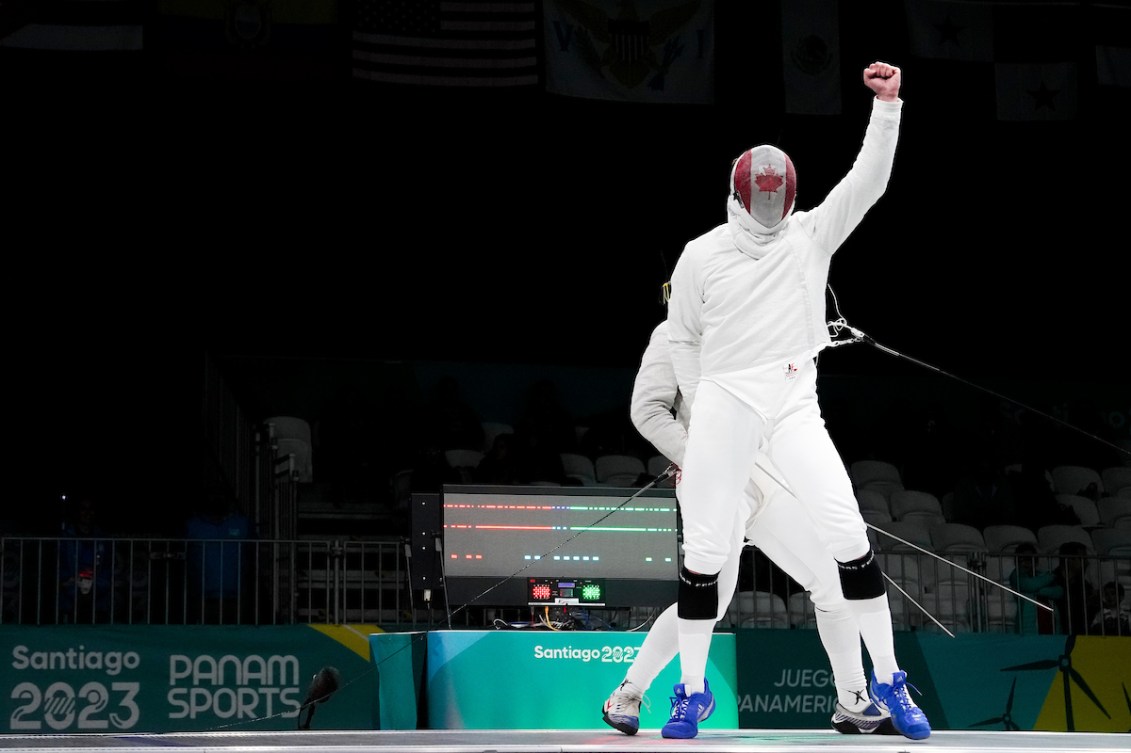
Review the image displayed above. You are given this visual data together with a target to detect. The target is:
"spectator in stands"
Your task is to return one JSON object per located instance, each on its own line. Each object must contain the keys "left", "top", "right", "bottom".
{"left": 1090, "top": 581, "right": 1129, "bottom": 636}
{"left": 1006, "top": 542, "right": 1059, "bottom": 635}
{"left": 58, "top": 495, "right": 114, "bottom": 624}
{"left": 1049, "top": 541, "right": 1099, "bottom": 635}
{"left": 184, "top": 488, "right": 255, "bottom": 624}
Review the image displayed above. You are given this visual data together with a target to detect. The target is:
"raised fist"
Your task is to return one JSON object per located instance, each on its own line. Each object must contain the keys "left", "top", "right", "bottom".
{"left": 863, "top": 61, "right": 901, "bottom": 102}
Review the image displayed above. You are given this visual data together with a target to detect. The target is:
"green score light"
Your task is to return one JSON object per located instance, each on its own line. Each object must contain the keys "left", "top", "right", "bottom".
{"left": 580, "top": 583, "right": 603, "bottom": 603}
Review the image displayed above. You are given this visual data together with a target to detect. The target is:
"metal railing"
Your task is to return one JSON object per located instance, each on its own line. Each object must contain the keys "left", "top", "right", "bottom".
{"left": 725, "top": 547, "right": 1130, "bottom": 636}
{"left": 9, "top": 531, "right": 1124, "bottom": 635}
{"left": 0, "top": 536, "right": 411, "bottom": 627}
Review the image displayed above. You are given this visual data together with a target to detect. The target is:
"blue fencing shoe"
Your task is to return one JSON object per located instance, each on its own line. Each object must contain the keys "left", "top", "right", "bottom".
{"left": 870, "top": 671, "right": 931, "bottom": 740}
{"left": 660, "top": 680, "right": 715, "bottom": 739}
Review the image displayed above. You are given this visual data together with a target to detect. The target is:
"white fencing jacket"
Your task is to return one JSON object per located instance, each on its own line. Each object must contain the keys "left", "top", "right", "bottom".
{"left": 667, "top": 98, "right": 903, "bottom": 409}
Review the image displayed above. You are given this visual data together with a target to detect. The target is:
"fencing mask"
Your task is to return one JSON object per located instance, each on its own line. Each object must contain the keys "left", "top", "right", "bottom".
{"left": 729, "top": 145, "right": 796, "bottom": 229}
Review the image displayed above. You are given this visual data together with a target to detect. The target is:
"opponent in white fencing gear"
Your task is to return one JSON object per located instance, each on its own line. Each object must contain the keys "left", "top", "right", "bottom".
{"left": 729, "top": 145, "right": 796, "bottom": 231}
{"left": 604, "top": 320, "right": 898, "bottom": 736}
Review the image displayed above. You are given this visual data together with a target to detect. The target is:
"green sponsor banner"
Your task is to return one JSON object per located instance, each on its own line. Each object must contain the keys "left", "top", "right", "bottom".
{"left": 736, "top": 628, "right": 1131, "bottom": 733}
{"left": 370, "top": 629, "right": 739, "bottom": 730}
{"left": 12, "top": 625, "right": 1124, "bottom": 734}
{"left": 920, "top": 633, "right": 1131, "bottom": 732}
{"left": 0, "top": 625, "right": 377, "bottom": 733}
{"left": 372, "top": 631, "right": 428, "bottom": 730}
{"left": 429, "top": 631, "right": 738, "bottom": 730}
{"left": 734, "top": 628, "right": 841, "bottom": 728}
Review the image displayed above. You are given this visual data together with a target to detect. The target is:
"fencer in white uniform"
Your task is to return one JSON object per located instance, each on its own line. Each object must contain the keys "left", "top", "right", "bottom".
{"left": 662, "top": 61, "right": 930, "bottom": 740}
{"left": 601, "top": 320, "right": 899, "bottom": 737}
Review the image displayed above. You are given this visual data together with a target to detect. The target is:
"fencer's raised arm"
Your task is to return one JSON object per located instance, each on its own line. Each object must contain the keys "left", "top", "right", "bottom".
{"left": 800, "top": 62, "right": 903, "bottom": 255}
{"left": 630, "top": 322, "right": 688, "bottom": 467}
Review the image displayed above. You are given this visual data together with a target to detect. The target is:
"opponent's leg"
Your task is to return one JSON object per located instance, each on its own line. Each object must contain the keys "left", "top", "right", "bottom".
{"left": 744, "top": 476, "right": 893, "bottom": 733}
{"left": 768, "top": 366, "right": 930, "bottom": 740}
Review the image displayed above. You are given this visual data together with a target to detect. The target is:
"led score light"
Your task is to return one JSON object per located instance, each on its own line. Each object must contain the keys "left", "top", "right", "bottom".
{"left": 527, "top": 577, "right": 605, "bottom": 606}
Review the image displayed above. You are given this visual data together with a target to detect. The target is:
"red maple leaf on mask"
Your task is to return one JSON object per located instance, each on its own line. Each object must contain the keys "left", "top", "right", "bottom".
{"left": 754, "top": 166, "right": 784, "bottom": 194}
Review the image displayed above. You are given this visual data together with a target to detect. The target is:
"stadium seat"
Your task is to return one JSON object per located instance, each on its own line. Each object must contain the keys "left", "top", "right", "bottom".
{"left": 594, "top": 454, "right": 647, "bottom": 487}
{"left": 850, "top": 460, "right": 905, "bottom": 500}
{"left": 727, "top": 590, "right": 791, "bottom": 629}
{"left": 1050, "top": 464, "right": 1104, "bottom": 498}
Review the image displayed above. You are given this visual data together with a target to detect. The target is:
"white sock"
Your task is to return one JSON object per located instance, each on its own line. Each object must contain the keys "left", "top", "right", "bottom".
{"left": 849, "top": 595, "right": 900, "bottom": 680}
{"left": 815, "top": 607, "right": 870, "bottom": 711}
{"left": 676, "top": 616, "right": 714, "bottom": 695}
{"left": 624, "top": 604, "right": 679, "bottom": 692}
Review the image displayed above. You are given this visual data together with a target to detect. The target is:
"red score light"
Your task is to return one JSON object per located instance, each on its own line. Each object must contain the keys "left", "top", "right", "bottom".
{"left": 531, "top": 584, "right": 552, "bottom": 600}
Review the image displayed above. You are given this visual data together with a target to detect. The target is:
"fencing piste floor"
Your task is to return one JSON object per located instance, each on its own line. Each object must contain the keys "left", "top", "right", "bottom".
{"left": 0, "top": 728, "right": 1126, "bottom": 753}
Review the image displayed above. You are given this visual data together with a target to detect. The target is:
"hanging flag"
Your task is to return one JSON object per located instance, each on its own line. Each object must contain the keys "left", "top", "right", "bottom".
{"left": 904, "top": 0, "right": 1086, "bottom": 121}
{"left": 0, "top": 0, "right": 144, "bottom": 81}
{"left": 351, "top": 0, "right": 539, "bottom": 87}
{"left": 1095, "top": 44, "right": 1131, "bottom": 89}
{"left": 904, "top": 0, "right": 993, "bottom": 62}
{"left": 1085, "top": 0, "right": 1131, "bottom": 104}
{"left": 994, "top": 61, "right": 1077, "bottom": 121}
{"left": 781, "top": 0, "right": 840, "bottom": 115}
{"left": 151, "top": 0, "right": 343, "bottom": 81}
{"left": 542, "top": 0, "right": 714, "bottom": 104}
{"left": 992, "top": 1, "right": 1081, "bottom": 121}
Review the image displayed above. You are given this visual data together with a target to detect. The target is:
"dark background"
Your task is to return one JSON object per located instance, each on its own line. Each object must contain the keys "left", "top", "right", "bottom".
{"left": 5, "top": 1, "right": 1128, "bottom": 534}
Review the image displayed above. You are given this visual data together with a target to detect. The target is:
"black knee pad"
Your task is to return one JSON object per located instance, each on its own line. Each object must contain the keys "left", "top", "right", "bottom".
{"left": 677, "top": 565, "right": 719, "bottom": 619}
{"left": 836, "top": 550, "right": 886, "bottom": 600}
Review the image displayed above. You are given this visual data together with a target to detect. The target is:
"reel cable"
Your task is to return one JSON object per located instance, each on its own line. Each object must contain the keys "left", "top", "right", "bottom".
{"left": 825, "top": 288, "right": 1127, "bottom": 461}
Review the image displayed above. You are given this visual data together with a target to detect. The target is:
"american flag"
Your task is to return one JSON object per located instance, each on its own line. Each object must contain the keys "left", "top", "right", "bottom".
{"left": 352, "top": 0, "right": 539, "bottom": 87}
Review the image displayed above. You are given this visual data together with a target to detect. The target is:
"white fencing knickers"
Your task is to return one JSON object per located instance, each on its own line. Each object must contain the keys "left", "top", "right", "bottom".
{"left": 679, "top": 359, "right": 870, "bottom": 576}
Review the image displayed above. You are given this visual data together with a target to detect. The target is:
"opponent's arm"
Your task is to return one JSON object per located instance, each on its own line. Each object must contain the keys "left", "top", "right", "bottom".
{"left": 630, "top": 324, "right": 688, "bottom": 468}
